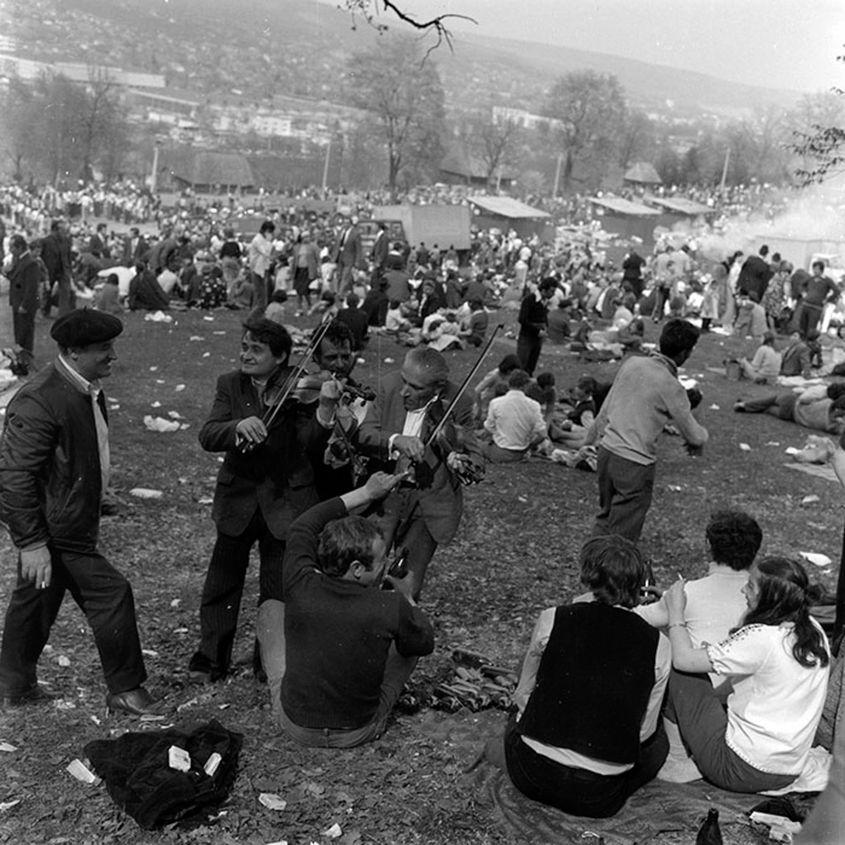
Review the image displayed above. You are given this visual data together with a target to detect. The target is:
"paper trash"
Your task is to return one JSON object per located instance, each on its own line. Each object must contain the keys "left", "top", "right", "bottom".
{"left": 258, "top": 793, "right": 287, "bottom": 811}
{"left": 144, "top": 415, "right": 180, "bottom": 433}
{"left": 799, "top": 552, "right": 832, "bottom": 568}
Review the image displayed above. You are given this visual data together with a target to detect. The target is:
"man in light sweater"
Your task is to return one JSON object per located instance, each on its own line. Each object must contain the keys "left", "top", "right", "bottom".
{"left": 587, "top": 319, "right": 708, "bottom": 542}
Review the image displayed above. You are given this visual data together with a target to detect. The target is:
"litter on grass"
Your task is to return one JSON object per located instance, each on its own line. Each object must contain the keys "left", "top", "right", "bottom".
{"left": 799, "top": 551, "right": 832, "bottom": 568}
{"left": 258, "top": 793, "right": 287, "bottom": 811}
{"left": 130, "top": 488, "right": 163, "bottom": 499}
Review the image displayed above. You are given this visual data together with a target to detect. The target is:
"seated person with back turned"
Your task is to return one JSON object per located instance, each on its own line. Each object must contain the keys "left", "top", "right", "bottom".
{"left": 636, "top": 509, "right": 762, "bottom": 781}
{"left": 662, "top": 557, "right": 830, "bottom": 793}
{"left": 483, "top": 369, "right": 548, "bottom": 462}
{"left": 270, "top": 471, "right": 434, "bottom": 748}
{"left": 505, "top": 535, "right": 670, "bottom": 818}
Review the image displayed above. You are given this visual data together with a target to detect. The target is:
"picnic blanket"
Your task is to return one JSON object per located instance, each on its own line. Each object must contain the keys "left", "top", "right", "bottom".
{"left": 783, "top": 462, "right": 839, "bottom": 483}
{"left": 472, "top": 750, "right": 767, "bottom": 844}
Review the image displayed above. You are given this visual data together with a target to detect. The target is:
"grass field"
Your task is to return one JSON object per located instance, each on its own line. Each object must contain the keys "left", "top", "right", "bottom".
{"left": 0, "top": 305, "right": 839, "bottom": 844}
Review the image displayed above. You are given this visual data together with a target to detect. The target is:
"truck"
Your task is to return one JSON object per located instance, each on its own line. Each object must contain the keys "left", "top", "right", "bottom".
{"left": 370, "top": 204, "right": 472, "bottom": 253}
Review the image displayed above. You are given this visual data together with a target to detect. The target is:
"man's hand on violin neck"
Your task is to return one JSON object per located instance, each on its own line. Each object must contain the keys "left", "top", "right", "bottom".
{"left": 236, "top": 415, "right": 268, "bottom": 446}
{"left": 392, "top": 435, "right": 425, "bottom": 461}
{"left": 363, "top": 471, "right": 407, "bottom": 500}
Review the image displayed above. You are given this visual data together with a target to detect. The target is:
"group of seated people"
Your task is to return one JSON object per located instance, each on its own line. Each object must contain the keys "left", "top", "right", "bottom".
{"left": 504, "top": 511, "right": 837, "bottom": 818}
{"left": 474, "top": 353, "right": 610, "bottom": 464}
{"left": 254, "top": 462, "right": 840, "bottom": 826}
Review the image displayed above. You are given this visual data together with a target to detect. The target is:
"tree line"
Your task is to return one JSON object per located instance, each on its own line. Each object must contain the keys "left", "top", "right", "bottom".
{"left": 1, "top": 35, "right": 841, "bottom": 194}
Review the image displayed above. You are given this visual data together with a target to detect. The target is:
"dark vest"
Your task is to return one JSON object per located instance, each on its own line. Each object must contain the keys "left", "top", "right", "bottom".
{"left": 518, "top": 603, "right": 659, "bottom": 764}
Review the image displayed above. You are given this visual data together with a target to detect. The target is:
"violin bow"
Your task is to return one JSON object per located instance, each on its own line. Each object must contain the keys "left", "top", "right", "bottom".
{"left": 261, "top": 316, "right": 333, "bottom": 430}
{"left": 424, "top": 323, "right": 504, "bottom": 449}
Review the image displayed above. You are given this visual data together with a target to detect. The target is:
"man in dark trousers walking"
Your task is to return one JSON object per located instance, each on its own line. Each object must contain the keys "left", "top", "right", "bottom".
{"left": 517, "top": 277, "right": 557, "bottom": 376}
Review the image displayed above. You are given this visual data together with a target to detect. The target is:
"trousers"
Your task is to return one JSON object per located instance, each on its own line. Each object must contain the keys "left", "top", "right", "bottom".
{"left": 189, "top": 508, "right": 284, "bottom": 677}
{"left": 279, "top": 645, "right": 418, "bottom": 748}
{"left": 0, "top": 547, "right": 147, "bottom": 695}
{"left": 664, "top": 670, "right": 797, "bottom": 793}
{"left": 504, "top": 715, "right": 668, "bottom": 818}
{"left": 593, "top": 447, "right": 656, "bottom": 542}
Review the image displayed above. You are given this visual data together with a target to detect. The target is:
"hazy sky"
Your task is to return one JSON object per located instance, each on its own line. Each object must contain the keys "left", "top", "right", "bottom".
{"left": 332, "top": 0, "right": 845, "bottom": 93}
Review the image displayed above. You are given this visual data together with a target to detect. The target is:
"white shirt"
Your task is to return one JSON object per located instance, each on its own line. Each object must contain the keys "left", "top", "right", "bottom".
{"left": 636, "top": 562, "right": 749, "bottom": 684}
{"left": 707, "top": 622, "right": 829, "bottom": 775}
{"left": 248, "top": 233, "right": 272, "bottom": 275}
{"left": 484, "top": 390, "right": 547, "bottom": 451}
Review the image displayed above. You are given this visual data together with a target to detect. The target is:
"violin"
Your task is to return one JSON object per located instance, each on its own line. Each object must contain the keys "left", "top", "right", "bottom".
{"left": 285, "top": 371, "right": 376, "bottom": 406}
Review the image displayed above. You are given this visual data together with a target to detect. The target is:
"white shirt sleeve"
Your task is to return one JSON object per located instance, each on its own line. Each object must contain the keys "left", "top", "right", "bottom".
{"left": 705, "top": 624, "right": 770, "bottom": 676}
{"left": 513, "top": 607, "right": 554, "bottom": 716}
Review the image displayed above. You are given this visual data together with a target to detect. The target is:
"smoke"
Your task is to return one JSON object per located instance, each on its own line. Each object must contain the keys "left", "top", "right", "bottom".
{"left": 695, "top": 179, "right": 845, "bottom": 268}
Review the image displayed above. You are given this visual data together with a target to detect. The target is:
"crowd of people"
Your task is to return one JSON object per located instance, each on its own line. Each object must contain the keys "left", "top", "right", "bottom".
{"left": 0, "top": 180, "right": 844, "bottom": 838}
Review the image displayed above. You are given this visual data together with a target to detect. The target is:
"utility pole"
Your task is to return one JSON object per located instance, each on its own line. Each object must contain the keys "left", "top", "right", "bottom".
{"left": 719, "top": 147, "right": 730, "bottom": 193}
{"left": 150, "top": 140, "right": 161, "bottom": 194}
{"left": 322, "top": 139, "right": 331, "bottom": 193}
{"left": 552, "top": 153, "right": 563, "bottom": 198}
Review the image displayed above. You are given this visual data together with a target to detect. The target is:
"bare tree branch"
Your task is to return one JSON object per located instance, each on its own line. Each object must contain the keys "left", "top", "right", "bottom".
{"left": 340, "top": 1, "right": 477, "bottom": 53}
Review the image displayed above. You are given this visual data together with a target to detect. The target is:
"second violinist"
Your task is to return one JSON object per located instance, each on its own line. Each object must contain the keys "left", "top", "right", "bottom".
{"left": 188, "top": 317, "right": 340, "bottom": 685}
{"left": 308, "top": 321, "right": 375, "bottom": 500}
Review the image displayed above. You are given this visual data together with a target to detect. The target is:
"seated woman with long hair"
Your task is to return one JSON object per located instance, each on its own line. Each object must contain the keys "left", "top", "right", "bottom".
{"left": 663, "top": 556, "right": 830, "bottom": 793}
{"left": 504, "top": 535, "right": 670, "bottom": 818}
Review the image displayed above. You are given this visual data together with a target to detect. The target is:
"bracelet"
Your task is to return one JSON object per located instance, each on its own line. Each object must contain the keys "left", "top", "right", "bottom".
{"left": 668, "top": 622, "right": 688, "bottom": 629}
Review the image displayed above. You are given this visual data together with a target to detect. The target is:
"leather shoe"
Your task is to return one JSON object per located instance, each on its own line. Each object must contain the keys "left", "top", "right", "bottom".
{"left": 0, "top": 683, "right": 55, "bottom": 708}
{"left": 106, "top": 686, "right": 159, "bottom": 716}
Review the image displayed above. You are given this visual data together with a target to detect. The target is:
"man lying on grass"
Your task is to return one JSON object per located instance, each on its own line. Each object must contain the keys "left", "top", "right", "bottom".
{"left": 258, "top": 471, "right": 434, "bottom": 748}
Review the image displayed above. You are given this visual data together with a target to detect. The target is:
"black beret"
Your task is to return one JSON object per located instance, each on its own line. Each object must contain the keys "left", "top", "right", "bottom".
{"left": 50, "top": 309, "right": 123, "bottom": 348}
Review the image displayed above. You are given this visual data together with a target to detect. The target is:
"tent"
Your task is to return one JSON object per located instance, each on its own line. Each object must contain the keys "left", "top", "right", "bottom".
{"left": 623, "top": 162, "right": 662, "bottom": 186}
{"left": 468, "top": 196, "right": 552, "bottom": 239}
{"left": 588, "top": 196, "right": 661, "bottom": 253}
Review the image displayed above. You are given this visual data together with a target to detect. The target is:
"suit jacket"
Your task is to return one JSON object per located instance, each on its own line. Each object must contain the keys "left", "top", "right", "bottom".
{"left": 40, "top": 232, "right": 72, "bottom": 282}
{"left": 0, "top": 362, "right": 105, "bottom": 553}
{"left": 357, "top": 371, "right": 480, "bottom": 544}
{"left": 335, "top": 225, "right": 363, "bottom": 268}
{"left": 199, "top": 370, "right": 330, "bottom": 540}
{"left": 123, "top": 235, "right": 149, "bottom": 267}
{"left": 9, "top": 252, "right": 40, "bottom": 313}
{"left": 371, "top": 230, "right": 389, "bottom": 270}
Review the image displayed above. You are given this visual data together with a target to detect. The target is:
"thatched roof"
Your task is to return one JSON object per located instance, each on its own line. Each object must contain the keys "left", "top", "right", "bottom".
{"left": 172, "top": 152, "right": 254, "bottom": 188}
{"left": 623, "top": 162, "right": 662, "bottom": 185}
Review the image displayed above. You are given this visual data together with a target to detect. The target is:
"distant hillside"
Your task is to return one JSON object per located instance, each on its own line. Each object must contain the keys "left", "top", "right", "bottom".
{"left": 7, "top": 0, "right": 798, "bottom": 117}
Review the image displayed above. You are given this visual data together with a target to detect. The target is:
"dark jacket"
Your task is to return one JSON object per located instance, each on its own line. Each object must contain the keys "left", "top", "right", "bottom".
{"left": 356, "top": 372, "right": 481, "bottom": 545}
{"left": 199, "top": 370, "right": 331, "bottom": 539}
{"left": 0, "top": 362, "right": 104, "bottom": 553}
{"left": 9, "top": 252, "right": 40, "bottom": 313}
{"left": 40, "top": 232, "right": 72, "bottom": 283}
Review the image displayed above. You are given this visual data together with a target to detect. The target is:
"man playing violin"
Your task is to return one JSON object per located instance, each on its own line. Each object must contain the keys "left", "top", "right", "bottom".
{"left": 357, "top": 347, "right": 483, "bottom": 600}
{"left": 309, "top": 321, "right": 375, "bottom": 500}
{"left": 188, "top": 317, "right": 340, "bottom": 684}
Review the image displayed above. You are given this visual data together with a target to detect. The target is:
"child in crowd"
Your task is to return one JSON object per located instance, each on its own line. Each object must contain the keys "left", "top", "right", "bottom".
{"left": 264, "top": 289, "right": 288, "bottom": 324}
{"left": 738, "top": 330, "right": 782, "bottom": 383}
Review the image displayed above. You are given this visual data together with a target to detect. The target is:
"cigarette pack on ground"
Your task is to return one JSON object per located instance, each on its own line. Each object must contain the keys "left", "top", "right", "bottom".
{"left": 203, "top": 752, "right": 222, "bottom": 776}
{"left": 168, "top": 745, "right": 191, "bottom": 772}
{"left": 67, "top": 758, "right": 100, "bottom": 784}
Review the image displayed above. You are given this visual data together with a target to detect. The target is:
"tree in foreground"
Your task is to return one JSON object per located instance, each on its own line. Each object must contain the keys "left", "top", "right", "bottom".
{"left": 345, "top": 36, "right": 446, "bottom": 194}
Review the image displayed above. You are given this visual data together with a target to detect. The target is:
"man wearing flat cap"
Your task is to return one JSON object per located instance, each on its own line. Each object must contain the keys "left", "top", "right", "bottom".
{"left": 0, "top": 309, "right": 157, "bottom": 715}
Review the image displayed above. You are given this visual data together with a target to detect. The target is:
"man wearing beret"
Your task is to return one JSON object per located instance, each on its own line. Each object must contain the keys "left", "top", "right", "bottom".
{"left": 0, "top": 309, "right": 157, "bottom": 715}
